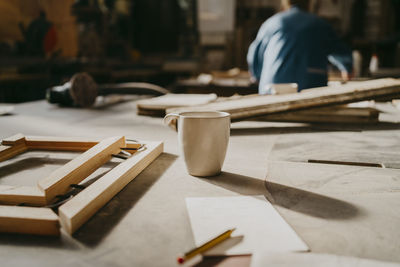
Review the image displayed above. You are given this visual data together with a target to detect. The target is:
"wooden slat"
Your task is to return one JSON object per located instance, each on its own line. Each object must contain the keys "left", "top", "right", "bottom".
{"left": 38, "top": 136, "right": 126, "bottom": 203}
{"left": 258, "top": 107, "right": 379, "bottom": 124}
{"left": 0, "top": 134, "right": 27, "bottom": 161}
{"left": 167, "top": 78, "right": 400, "bottom": 121}
{"left": 0, "top": 186, "right": 46, "bottom": 206}
{"left": 2, "top": 135, "right": 141, "bottom": 152}
{"left": 0, "top": 144, "right": 28, "bottom": 162}
{"left": 58, "top": 141, "right": 163, "bottom": 234}
{"left": 137, "top": 93, "right": 217, "bottom": 117}
{"left": 25, "top": 136, "right": 99, "bottom": 151}
{"left": 0, "top": 206, "right": 59, "bottom": 235}
{"left": 1, "top": 133, "right": 26, "bottom": 145}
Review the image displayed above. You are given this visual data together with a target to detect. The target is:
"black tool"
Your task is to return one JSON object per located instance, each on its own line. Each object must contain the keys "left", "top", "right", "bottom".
{"left": 46, "top": 72, "right": 169, "bottom": 107}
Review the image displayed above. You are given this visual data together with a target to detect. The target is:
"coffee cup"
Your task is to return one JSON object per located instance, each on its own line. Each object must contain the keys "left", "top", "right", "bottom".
{"left": 164, "top": 111, "right": 230, "bottom": 177}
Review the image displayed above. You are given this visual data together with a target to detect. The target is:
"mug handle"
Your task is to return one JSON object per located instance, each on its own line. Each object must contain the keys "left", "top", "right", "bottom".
{"left": 163, "top": 113, "right": 179, "bottom": 131}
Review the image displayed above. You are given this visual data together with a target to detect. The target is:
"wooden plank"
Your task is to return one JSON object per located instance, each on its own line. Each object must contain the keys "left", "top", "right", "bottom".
{"left": 137, "top": 94, "right": 217, "bottom": 117}
{"left": 0, "top": 144, "right": 28, "bottom": 162}
{"left": 25, "top": 136, "right": 99, "bottom": 151}
{"left": 258, "top": 107, "right": 379, "bottom": 124}
{"left": 0, "top": 206, "right": 59, "bottom": 235}
{"left": 2, "top": 135, "right": 141, "bottom": 152}
{"left": 0, "top": 134, "right": 27, "bottom": 162}
{"left": 1, "top": 133, "right": 26, "bottom": 145}
{"left": 167, "top": 78, "right": 400, "bottom": 121}
{"left": 38, "top": 136, "right": 126, "bottom": 203}
{"left": 58, "top": 141, "right": 163, "bottom": 234}
{"left": 0, "top": 186, "right": 46, "bottom": 206}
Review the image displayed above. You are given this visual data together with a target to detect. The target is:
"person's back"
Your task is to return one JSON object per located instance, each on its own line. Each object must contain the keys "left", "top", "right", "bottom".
{"left": 247, "top": 3, "right": 352, "bottom": 93}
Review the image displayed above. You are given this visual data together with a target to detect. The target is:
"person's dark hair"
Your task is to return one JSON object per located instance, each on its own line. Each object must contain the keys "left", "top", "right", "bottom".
{"left": 281, "top": 0, "right": 310, "bottom": 11}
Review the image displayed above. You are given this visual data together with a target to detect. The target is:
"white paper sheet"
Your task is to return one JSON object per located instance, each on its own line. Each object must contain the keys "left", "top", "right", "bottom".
{"left": 250, "top": 252, "right": 400, "bottom": 267}
{"left": 185, "top": 196, "right": 309, "bottom": 256}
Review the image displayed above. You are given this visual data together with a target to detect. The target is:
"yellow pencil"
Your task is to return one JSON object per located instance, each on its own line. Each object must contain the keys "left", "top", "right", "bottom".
{"left": 177, "top": 228, "right": 236, "bottom": 264}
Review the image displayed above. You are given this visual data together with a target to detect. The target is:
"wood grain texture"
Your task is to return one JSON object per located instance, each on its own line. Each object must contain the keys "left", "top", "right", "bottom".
{"left": 257, "top": 107, "right": 379, "bottom": 124}
{"left": 0, "top": 186, "right": 46, "bottom": 206}
{"left": 0, "top": 144, "right": 28, "bottom": 162}
{"left": 25, "top": 136, "right": 99, "bottom": 151}
{"left": 0, "top": 205, "right": 59, "bottom": 235}
{"left": 1, "top": 133, "right": 25, "bottom": 145}
{"left": 2, "top": 135, "right": 141, "bottom": 152}
{"left": 167, "top": 78, "right": 400, "bottom": 121}
{"left": 58, "top": 141, "right": 163, "bottom": 234}
{"left": 38, "top": 136, "right": 126, "bottom": 203}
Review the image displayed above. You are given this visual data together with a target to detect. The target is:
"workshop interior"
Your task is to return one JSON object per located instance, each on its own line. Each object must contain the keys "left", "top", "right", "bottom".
{"left": 1, "top": 0, "right": 400, "bottom": 267}
{"left": 1, "top": 0, "right": 399, "bottom": 103}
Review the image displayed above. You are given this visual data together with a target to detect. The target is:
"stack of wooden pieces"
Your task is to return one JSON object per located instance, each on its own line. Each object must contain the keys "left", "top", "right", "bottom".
{"left": 164, "top": 78, "right": 400, "bottom": 122}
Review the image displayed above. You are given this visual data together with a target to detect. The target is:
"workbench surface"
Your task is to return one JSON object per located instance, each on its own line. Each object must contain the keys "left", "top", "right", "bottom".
{"left": 0, "top": 99, "right": 400, "bottom": 267}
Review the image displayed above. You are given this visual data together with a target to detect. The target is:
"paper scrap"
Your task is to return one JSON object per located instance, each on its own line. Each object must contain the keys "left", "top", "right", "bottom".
{"left": 250, "top": 252, "right": 400, "bottom": 267}
{"left": 185, "top": 196, "right": 309, "bottom": 256}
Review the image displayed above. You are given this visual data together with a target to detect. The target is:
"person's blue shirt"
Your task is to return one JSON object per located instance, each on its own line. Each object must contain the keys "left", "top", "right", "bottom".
{"left": 247, "top": 6, "right": 353, "bottom": 94}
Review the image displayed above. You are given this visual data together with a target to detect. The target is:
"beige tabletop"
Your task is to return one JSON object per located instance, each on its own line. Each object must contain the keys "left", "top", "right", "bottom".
{"left": 0, "top": 98, "right": 399, "bottom": 267}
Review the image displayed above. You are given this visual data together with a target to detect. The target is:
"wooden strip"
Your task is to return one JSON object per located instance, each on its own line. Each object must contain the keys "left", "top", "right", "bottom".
{"left": 258, "top": 107, "right": 379, "bottom": 124}
{"left": 0, "top": 206, "right": 59, "bottom": 235}
{"left": 58, "top": 141, "right": 163, "bottom": 234}
{"left": 259, "top": 113, "right": 378, "bottom": 124}
{"left": 26, "top": 145, "right": 95, "bottom": 152}
{"left": 0, "top": 144, "right": 28, "bottom": 162}
{"left": 167, "top": 78, "right": 400, "bottom": 121}
{"left": 25, "top": 136, "right": 100, "bottom": 150}
{"left": 300, "top": 106, "right": 379, "bottom": 117}
{"left": 26, "top": 136, "right": 102, "bottom": 143}
{"left": 38, "top": 136, "right": 126, "bottom": 203}
{"left": 3, "top": 135, "right": 141, "bottom": 152}
{"left": 136, "top": 93, "right": 218, "bottom": 117}
{"left": 1, "top": 133, "right": 26, "bottom": 145}
{"left": 0, "top": 186, "right": 46, "bottom": 206}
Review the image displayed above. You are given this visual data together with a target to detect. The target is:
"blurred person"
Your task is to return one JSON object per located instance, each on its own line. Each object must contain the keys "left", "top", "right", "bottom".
{"left": 247, "top": 0, "right": 352, "bottom": 94}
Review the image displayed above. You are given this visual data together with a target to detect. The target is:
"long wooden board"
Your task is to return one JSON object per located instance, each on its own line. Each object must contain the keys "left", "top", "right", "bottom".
{"left": 58, "top": 141, "right": 163, "bottom": 234}
{"left": 137, "top": 93, "right": 217, "bottom": 117}
{"left": 257, "top": 106, "right": 379, "bottom": 124}
{"left": 0, "top": 144, "right": 28, "bottom": 162}
{"left": 2, "top": 135, "right": 141, "bottom": 152}
{"left": 0, "top": 206, "right": 59, "bottom": 235}
{"left": 167, "top": 78, "right": 400, "bottom": 121}
{"left": 0, "top": 186, "right": 45, "bottom": 206}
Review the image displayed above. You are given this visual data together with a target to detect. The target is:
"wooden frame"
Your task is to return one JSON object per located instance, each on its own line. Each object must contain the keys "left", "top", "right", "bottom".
{"left": 0, "top": 134, "right": 127, "bottom": 205}
{"left": 0, "top": 134, "right": 163, "bottom": 235}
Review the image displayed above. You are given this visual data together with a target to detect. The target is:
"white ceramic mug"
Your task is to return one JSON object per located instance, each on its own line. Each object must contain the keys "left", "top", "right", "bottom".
{"left": 164, "top": 111, "right": 230, "bottom": 177}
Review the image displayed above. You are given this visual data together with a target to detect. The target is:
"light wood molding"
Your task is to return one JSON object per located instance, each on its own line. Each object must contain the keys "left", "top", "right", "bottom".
{"left": 38, "top": 136, "right": 126, "bottom": 203}
{"left": 0, "top": 206, "right": 59, "bottom": 235}
{"left": 59, "top": 141, "right": 163, "bottom": 234}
